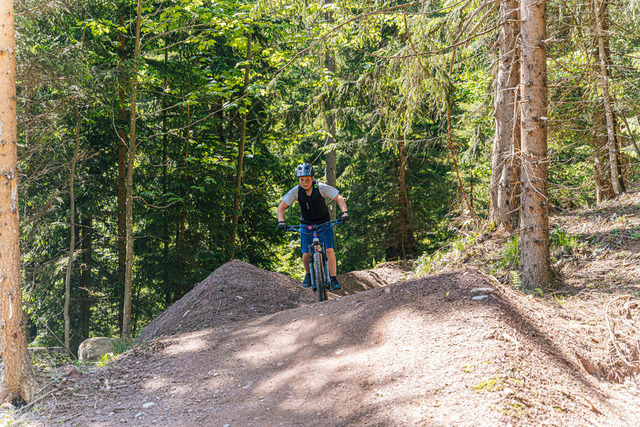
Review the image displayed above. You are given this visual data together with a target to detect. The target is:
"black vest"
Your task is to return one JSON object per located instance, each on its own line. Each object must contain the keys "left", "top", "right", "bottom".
{"left": 298, "top": 181, "right": 330, "bottom": 225}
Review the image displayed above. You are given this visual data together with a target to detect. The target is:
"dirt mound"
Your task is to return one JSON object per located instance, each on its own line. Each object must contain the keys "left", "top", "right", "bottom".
{"left": 138, "top": 260, "right": 315, "bottom": 341}
{"left": 335, "top": 261, "right": 412, "bottom": 295}
{"left": 139, "top": 260, "right": 410, "bottom": 342}
{"left": 25, "top": 268, "right": 639, "bottom": 426}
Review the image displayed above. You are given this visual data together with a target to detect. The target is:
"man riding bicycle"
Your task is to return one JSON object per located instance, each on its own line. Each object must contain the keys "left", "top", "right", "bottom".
{"left": 277, "top": 163, "right": 349, "bottom": 291}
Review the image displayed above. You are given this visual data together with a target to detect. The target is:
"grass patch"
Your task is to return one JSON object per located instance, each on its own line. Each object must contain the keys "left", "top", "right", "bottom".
{"left": 474, "top": 378, "right": 502, "bottom": 391}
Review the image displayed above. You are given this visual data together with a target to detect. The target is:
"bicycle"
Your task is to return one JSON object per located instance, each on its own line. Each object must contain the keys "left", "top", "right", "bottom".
{"left": 283, "top": 218, "right": 344, "bottom": 302}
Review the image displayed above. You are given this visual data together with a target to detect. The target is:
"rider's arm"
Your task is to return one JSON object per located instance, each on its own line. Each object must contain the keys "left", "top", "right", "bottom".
{"left": 333, "top": 194, "right": 347, "bottom": 214}
{"left": 277, "top": 200, "right": 289, "bottom": 222}
{"left": 278, "top": 186, "right": 299, "bottom": 222}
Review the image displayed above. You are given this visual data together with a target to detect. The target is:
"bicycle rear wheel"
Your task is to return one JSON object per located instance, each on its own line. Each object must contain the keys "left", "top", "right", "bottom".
{"left": 313, "top": 251, "right": 327, "bottom": 302}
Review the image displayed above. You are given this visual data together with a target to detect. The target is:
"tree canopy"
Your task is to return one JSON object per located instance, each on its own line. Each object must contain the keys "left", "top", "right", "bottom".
{"left": 10, "top": 0, "right": 640, "bottom": 351}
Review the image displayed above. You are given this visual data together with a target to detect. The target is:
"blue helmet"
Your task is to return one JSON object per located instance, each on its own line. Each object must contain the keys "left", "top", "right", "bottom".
{"left": 294, "top": 163, "right": 315, "bottom": 177}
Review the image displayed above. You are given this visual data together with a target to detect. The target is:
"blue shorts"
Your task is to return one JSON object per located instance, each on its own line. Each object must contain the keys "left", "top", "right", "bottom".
{"left": 300, "top": 223, "right": 335, "bottom": 254}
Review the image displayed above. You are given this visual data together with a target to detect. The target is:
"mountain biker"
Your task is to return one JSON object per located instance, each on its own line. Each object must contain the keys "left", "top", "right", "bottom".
{"left": 277, "top": 163, "right": 349, "bottom": 291}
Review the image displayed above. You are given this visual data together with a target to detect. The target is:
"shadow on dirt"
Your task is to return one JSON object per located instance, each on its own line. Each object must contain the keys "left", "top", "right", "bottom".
{"left": 27, "top": 265, "right": 637, "bottom": 426}
{"left": 54, "top": 271, "right": 623, "bottom": 425}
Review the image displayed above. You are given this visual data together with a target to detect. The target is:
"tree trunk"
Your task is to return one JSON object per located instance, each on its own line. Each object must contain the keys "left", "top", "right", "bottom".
{"left": 519, "top": 0, "right": 550, "bottom": 290}
{"left": 490, "top": 0, "right": 521, "bottom": 232}
{"left": 116, "top": 12, "right": 127, "bottom": 335}
{"left": 79, "top": 214, "right": 92, "bottom": 341}
{"left": 0, "top": 0, "right": 37, "bottom": 404}
{"left": 324, "top": 0, "right": 337, "bottom": 219}
{"left": 122, "top": 0, "right": 142, "bottom": 338}
{"left": 175, "top": 74, "right": 191, "bottom": 301}
{"left": 592, "top": 109, "right": 616, "bottom": 203}
{"left": 397, "top": 135, "right": 416, "bottom": 259}
{"left": 229, "top": 33, "right": 252, "bottom": 260}
{"left": 324, "top": 113, "right": 337, "bottom": 218}
{"left": 64, "top": 106, "right": 81, "bottom": 351}
{"left": 176, "top": 210, "right": 185, "bottom": 301}
{"left": 162, "top": 45, "right": 171, "bottom": 305}
{"left": 593, "top": 0, "right": 623, "bottom": 196}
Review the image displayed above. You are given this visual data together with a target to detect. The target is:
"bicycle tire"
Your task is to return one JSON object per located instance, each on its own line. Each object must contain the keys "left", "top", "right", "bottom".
{"left": 313, "top": 251, "right": 327, "bottom": 302}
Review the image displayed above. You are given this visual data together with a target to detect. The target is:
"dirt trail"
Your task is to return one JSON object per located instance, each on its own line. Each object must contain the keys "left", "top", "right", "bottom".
{"left": 20, "top": 263, "right": 640, "bottom": 426}
{"left": 14, "top": 187, "right": 640, "bottom": 425}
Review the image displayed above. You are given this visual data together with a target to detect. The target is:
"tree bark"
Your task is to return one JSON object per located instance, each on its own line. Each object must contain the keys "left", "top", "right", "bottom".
{"left": 0, "top": 0, "right": 37, "bottom": 404}
{"left": 122, "top": 0, "right": 142, "bottom": 338}
{"left": 490, "top": 0, "right": 521, "bottom": 232}
{"left": 229, "top": 33, "right": 252, "bottom": 260}
{"left": 64, "top": 106, "right": 81, "bottom": 351}
{"left": 592, "top": 109, "right": 615, "bottom": 203}
{"left": 162, "top": 45, "right": 170, "bottom": 305}
{"left": 519, "top": 0, "right": 550, "bottom": 290}
{"left": 397, "top": 135, "right": 416, "bottom": 259}
{"left": 593, "top": 0, "right": 623, "bottom": 196}
{"left": 116, "top": 12, "right": 127, "bottom": 335}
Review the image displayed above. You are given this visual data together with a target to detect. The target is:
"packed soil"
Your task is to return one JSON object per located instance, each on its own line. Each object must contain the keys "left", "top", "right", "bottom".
{"left": 10, "top": 187, "right": 640, "bottom": 426}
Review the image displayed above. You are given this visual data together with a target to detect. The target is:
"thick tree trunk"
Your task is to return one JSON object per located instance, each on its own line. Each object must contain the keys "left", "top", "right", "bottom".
{"left": 0, "top": 0, "right": 37, "bottom": 404}
{"left": 490, "top": 0, "right": 521, "bottom": 232}
{"left": 229, "top": 33, "right": 252, "bottom": 259}
{"left": 593, "top": 0, "right": 623, "bottom": 196}
{"left": 519, "top": 0, "right": 550, "bottom": 290}
{"left": 79, "top": 214, "right": 92, "bottom": 341}
{"left": 122, "top": 0, "right": 142, "bottom": 338}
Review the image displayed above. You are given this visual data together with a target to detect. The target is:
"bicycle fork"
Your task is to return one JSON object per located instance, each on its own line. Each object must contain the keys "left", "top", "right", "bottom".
{"left": 308, "top": 236, "right": 328, "bottom": 290}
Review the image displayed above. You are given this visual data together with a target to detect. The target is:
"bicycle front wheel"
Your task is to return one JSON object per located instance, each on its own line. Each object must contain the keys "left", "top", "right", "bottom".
{"left": 313, "top": 251, "right": 327, "bottom": 302}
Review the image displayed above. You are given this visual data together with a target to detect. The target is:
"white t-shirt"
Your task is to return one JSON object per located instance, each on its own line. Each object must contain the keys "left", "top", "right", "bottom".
{"left": 282, "top": 182, "right": 339, "bottom": 206}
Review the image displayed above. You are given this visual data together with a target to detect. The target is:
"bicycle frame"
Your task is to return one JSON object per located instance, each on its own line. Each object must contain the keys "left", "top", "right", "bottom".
{"left": 285, "top": 218, "right": 343, "bottom": 302}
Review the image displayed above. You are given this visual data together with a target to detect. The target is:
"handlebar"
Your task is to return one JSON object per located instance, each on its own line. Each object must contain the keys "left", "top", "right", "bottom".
{"left": 283, "top": 218, "right": 344, "bottom": 233}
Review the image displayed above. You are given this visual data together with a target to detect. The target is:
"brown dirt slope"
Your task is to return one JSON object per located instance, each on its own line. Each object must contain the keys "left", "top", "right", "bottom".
{"left": 431, "top": 186, "right": 640, "bottom": 385}
{"left": 23, "top": 268, "right": 640, "bottom": 426}
{"left": 138, "top": 260, "right": 316, "bottom": 341}
{"left": 335, "top": 261, "right": 412, "bottom": 295}
{"left": 139, "top": 260, "right": 411, "bottom": 342}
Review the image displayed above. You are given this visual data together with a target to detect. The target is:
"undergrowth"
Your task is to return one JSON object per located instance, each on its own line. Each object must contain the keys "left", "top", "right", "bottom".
{"left": 414, "top": 233, "right": 479, "bottom": 276}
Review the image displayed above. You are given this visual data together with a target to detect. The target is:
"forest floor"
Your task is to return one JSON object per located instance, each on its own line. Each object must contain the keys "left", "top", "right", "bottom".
{"left": 6, "top": 187, "right": 640, "bottom": 425}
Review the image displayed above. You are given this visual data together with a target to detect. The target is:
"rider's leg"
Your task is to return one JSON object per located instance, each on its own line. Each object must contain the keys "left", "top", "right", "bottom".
{"left": 326, "top": 248, "right": 337, "bottom": 276}
{"left": 302, "top": 252, "right": 311, "bottom": 274}
{"left": 326, "top": 248, "right": 342, "bottom": 290}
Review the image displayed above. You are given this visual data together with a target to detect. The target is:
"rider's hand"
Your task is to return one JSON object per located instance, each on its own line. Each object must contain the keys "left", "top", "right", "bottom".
{"left": 277, "top": 221, "right": 287, "bottom": 231}
{"left": 340, "top": 211, "right": 349, "bottom": 223}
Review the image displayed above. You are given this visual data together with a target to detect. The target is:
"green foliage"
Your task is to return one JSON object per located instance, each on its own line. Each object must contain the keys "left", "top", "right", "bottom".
{"left": 13, "top": 0, "right": 640, "bottom": 351}
{"left": 510, "top": 271, "right": 522, "bottom": 290}
{"left": 414, "top": 233, "right": 478, "bottom": 276}
{"left": 95, "top": 352, "right": 115, "bottom": 367}
{"left": 550, "top": 228, "right": 581, "bottom": 251}
{"left": 500, "top": 236, "right": 520, "bottom": 270}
